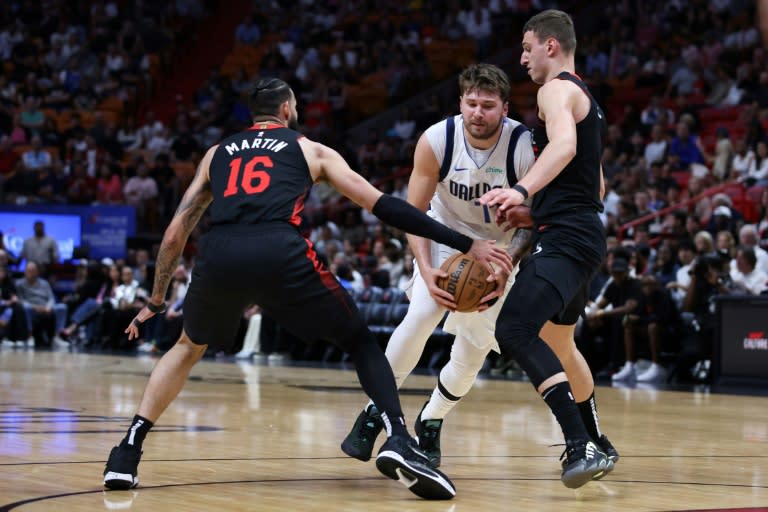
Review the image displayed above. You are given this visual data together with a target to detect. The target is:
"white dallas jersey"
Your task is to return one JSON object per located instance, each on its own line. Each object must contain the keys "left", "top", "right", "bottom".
{"left": 425, "top": 114, "right": 534, "bottom": 246}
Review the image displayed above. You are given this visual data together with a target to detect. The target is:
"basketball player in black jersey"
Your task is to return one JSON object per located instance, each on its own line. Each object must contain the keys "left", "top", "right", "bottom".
{"left": 102, "top": 78, "right": 513, "bottom": 500}
{"left": 480, "top": 10, "right": 615, "bottom": 488}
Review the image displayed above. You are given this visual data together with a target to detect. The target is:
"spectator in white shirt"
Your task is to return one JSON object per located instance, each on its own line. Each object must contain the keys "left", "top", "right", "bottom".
{"left": 138, "top": 110, "right": 164, "bottom": 145}
{"left": 734, "top": 224, "right": 768, "bottom": 274}
{"left": 711, "top": 126, "right": 734, "bottom": 181}
{"left": 730, "top": 246, "right": 768, "bottom": 295}
{"left": 667, "top": 239, "right": 696, "bottom": 308}
{"left": 730, "top": 139, "right": 755, "bottom": 181}
{"left": 145, "top": 127, "right": 172, "bottom": 156}
{"left": 110, "top": 266, "right": 148, "bottom": 310}
{"left": 742, "top": 140, "right": 768, "bottom": 187}
{"left": 104, "top": 44, "right": 125, "bottom": 76}
{"left": 643, "top": 123, "right": 668, "bottom": 168}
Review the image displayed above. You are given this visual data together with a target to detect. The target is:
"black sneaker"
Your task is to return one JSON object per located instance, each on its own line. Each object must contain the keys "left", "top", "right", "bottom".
{"left": 103, "top": 445, "right": 142, "bottom": 490}
{"left": 414, "top": 403, "right": 443, "bottom": 468}
{"left": 341, "top": 405, "right": 383, "bottom": 462}
{"left": 375, "top": 434, "right": 456, "bottom": 500}
{"left": 560, "top": 439, "right": 614, "bottom": 489}
{"left": 597, "top": 434, "right": 620, "bottom": 462}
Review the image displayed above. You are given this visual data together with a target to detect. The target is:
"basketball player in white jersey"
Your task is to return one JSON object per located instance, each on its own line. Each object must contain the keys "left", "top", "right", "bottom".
{"left": 342, "top": 63, "right": 618, "bottom": 469}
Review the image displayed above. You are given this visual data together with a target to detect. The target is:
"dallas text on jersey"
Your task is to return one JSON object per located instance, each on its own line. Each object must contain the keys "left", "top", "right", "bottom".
{"left": 448, "top": 180, "right": 502, "bottom": 201}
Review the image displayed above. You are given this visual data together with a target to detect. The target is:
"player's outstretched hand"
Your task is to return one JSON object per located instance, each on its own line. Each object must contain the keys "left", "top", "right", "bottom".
{"left": 479, "top": 188, "right": 525, "bottom": 220}
{"left": 467, "top": 239, "right": 513, "bottom": 276}
{"left": 125, "top": 305, "right": 157, "bottom": 340}
{"left": 496, "top": 204, "right": 533, "bottom": 232}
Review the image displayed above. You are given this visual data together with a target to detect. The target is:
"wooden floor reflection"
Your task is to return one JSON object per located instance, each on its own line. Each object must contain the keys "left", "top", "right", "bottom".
{"left": 1, "top": 350, "right": 767, "bottom": 511}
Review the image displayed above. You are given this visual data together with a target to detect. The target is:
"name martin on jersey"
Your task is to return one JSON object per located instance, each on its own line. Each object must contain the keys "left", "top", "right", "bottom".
{"left": 448, "top": 180, "right": 502, "bottom": 201}
{"left": 225, "top": 134, "right": 288, "bottom": 155}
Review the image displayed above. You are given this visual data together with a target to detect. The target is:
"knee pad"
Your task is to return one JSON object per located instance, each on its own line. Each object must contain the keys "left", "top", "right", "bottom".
{"left": 495, "top": 267, "right": 565, "bottom": 359}
{"left": 494, "top": 278, "right": 566, "bottom": 388}
{"left": 495, "top": 310, "right": 539, "bottom": 360}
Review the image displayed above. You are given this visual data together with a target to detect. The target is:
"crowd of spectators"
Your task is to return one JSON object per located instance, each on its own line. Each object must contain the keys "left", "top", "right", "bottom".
{"left": 1, "top": 0, "right": 768, "bottom": 385}
{"left": 0, "top": 0, "right": 211, "bottom": 232}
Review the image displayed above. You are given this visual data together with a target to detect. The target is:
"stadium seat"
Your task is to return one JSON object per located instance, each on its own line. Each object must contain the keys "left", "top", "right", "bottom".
{"left": 379, "top": 287, "right": 407, "bottom": 305}
{"left": 358, "top": 286, "right": 383, "bottom": 304}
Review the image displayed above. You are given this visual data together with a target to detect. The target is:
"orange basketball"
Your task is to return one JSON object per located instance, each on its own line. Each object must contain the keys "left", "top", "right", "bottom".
{"left": 436, "top": 253, "right": 497, "bottom": 312}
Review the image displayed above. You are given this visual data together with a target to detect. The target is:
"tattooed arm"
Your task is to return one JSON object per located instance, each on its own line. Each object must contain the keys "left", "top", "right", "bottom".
{"left": 125, "top": 146, "right": 215, "bottom": 339}
{"left": 507, "top": 227, "right": 533, "bottom": 265}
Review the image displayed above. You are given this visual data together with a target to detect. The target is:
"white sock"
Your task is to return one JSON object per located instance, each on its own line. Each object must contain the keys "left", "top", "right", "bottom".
{"left": 421, "top": 385, "right": 459, "bottom": 421}
{"left": 422, "top": 335, "right": 490, "bottom": 420}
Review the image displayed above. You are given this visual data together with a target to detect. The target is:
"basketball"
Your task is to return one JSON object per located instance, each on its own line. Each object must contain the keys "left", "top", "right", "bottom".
{"left": 436, "top": 253, "right": 497, "bottom": 312}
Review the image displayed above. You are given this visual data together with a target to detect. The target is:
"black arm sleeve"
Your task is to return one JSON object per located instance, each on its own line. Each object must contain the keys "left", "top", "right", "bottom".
{"left": 372, "top": 194, "right": 473, "bottom": 253}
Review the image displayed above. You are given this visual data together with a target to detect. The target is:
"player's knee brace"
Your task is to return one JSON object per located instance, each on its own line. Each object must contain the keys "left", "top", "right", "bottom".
{"left": 495, "top": 307, "right": 539, "bottom": 359}
{"left": 495, "top": 308, "right": 564, "bottom": 389}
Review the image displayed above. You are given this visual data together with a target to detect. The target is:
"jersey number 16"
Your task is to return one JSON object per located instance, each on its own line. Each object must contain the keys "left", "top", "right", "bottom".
{"left": 223, "top": 155, "right": 272, "bottom": 197}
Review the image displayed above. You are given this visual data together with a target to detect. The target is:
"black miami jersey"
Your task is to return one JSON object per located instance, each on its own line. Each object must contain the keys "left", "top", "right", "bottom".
{"left": 208, "top": 123, "right": 312, "bottom": 227}
{"left": 530, "top": 71, "right": 606, "bottom": 224}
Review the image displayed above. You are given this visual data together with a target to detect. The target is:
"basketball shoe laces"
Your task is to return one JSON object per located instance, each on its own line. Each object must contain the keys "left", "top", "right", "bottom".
{"left": 559, "top": 440, "right": 594, "bottom": 468}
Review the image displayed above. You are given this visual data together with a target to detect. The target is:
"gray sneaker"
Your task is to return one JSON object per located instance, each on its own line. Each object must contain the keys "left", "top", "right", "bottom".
{"left": 560, "top": 439, "right": 614, "bottom": 489}
{"left": 597, "top": 434, "right": 620, "bottom": 463}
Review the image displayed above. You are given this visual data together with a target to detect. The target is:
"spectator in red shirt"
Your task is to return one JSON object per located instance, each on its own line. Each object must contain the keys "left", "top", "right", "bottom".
{"left": 0, "top": 135, "right": 20, "bottom": 180}
{"left": 95, "top": 163, "right": 124, "bottom": 204}
{"left": 67, "top": 161, "right": 97, "bottom": 205}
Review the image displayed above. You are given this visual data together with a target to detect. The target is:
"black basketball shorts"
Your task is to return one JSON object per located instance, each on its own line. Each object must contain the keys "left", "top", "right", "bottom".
{"left": 523, "top": 214, "right": 606, "bottom": 325}
{"left": 183, "top": 224, "right": 365, "bottom": 352}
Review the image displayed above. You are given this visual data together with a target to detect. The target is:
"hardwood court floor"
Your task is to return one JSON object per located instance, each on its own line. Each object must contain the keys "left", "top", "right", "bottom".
{"left": 1, "top": 350, "right": 767, "bottom": 512}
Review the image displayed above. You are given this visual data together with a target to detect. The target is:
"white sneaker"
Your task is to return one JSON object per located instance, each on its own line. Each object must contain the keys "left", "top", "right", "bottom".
{"left": 136, "top": 342, "right": 156, "bottom": 353}
{"left": 53, "top": 336, "right": 70, "bottom": 349}
{"left": 636, "top": 362, "right": 666, "bottom": 383}
{"left": 611, "top": 361, "right": 636, "bottom": 381}
{"left": 234, "top": 348, "right": 254, "bottom": 359}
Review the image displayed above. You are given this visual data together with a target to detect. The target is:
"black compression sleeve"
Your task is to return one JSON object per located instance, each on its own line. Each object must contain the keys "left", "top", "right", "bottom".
{"left": 371, "top": 194, "right": 473, "bottom": 253}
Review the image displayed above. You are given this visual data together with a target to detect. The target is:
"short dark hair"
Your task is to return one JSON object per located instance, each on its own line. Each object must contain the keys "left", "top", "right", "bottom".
{"left": 523, "top": 9, "right": 577, "bottom": 55}
{"left": 677, "top": 238, "right": 696, "bottom": 252}
{"left": 737, "top": 245, "right": 757, "bottom": 268}
{"left": 458, "top": 63, "right": 511, "bottom": 102}
{"left": 247, "top": 77, "right": 293, "bottom": 118}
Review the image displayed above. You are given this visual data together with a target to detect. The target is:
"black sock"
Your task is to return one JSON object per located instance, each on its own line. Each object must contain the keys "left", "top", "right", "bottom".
{"left": 120, "top": 415, "right": 154, "bottom": 451}
{"left": 577, "top": 392, "right": 601, "bottom": 441}
{"left": 541, "top": 382, "right": 590, "bottom": 444}
{"left": 380, "top": 411, "right": 408, "bottom": 438}
{"left": 347, "top": 330, "right": 407, "bottom": 438}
